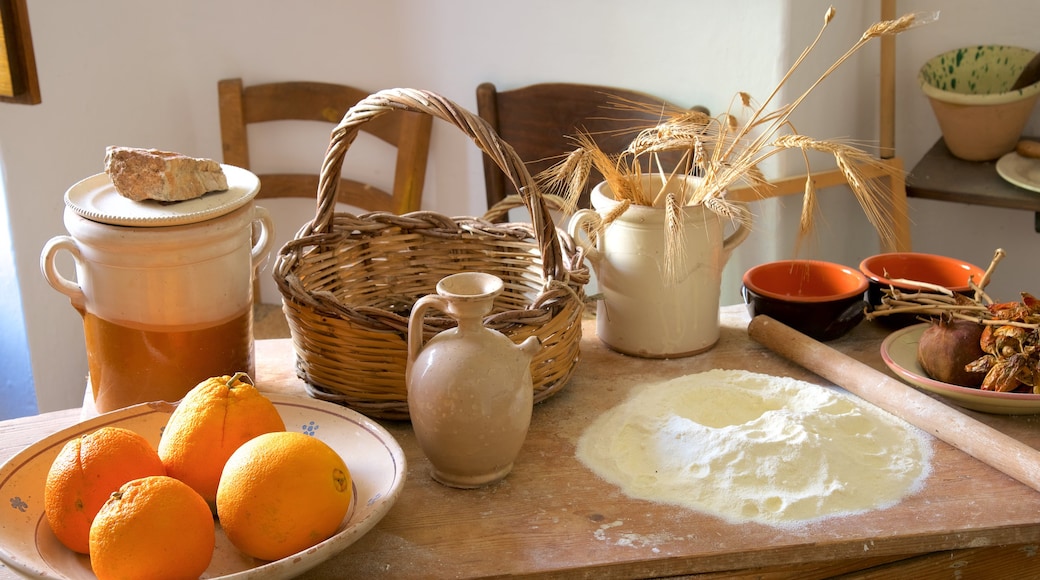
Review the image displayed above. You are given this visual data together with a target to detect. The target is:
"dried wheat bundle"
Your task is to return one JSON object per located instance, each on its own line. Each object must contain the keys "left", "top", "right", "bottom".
{"left": 538, "top": 7, "right": 937, "bottom": 258}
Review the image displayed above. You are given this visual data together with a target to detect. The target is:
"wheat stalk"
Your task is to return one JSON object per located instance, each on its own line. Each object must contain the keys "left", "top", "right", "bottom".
{"left": 664, "top": 193, "right": 686, "bottom": 282}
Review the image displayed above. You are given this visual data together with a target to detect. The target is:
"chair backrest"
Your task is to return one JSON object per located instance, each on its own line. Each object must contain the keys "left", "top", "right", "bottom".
{"left": 476, "top": 81, "right": 706, "bottom": 212}
{"left": 218, "top": 78, "right": 432, "bottom": 214}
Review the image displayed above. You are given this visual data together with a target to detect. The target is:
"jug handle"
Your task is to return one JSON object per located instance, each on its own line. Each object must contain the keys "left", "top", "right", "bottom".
{"left": 566, "top": 209, "right": 603, "bottom": 270}
{"left": 40, "top": 235, "right": 86, "bottom": 311}
{"left": 721, "top": 204, "right": 753, "bottom": 263}
{"left": 406, "top": 293, "right": 450, "bottom": 384}
{"left": 251, "top": 206, "right": 276, "bottom": 271}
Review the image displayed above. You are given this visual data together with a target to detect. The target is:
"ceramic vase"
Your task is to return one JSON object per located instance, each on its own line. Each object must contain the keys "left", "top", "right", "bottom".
{"left": 406, "top": 272, "right": 541, "bottom": 488}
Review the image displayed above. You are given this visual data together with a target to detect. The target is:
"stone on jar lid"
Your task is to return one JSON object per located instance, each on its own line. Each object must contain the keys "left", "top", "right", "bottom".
{"left": 104, "top": 146, "right": 229, "bottom": 203}
{"left": 64, "top": 163, "right": 260, "bottom": 228}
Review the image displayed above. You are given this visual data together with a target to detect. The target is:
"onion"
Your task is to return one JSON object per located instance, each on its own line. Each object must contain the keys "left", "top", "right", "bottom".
{"left": 916, "top": 318, "right": 987, "bottom": 387}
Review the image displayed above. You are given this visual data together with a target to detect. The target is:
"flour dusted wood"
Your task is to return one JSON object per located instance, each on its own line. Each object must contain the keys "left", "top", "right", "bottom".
{"left": 576, "top": 369, "right": 932, "bottom": 527}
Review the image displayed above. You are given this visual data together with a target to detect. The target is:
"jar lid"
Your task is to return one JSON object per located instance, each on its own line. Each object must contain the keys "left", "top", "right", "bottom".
{"left": 64, "top": 165, "right": 260, "bottom": 227}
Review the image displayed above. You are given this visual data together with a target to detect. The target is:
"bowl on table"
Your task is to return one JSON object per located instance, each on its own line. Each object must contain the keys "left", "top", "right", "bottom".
{"left": 918, "top": 45, "right": 1040, "bottom": 161}
{"left": 742, "top": 260, "right": 869, "bottom": 342}
{"left": 0, "top": 394, "right": 406, "bottom": 579}
{"left": 859, "top": 252, "right": 986, "bottom": 328}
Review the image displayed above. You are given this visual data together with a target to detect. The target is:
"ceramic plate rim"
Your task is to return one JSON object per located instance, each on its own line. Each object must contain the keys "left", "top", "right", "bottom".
{"left": 995, "top": 151, "right": 1040, "bottom": 194}
{"left": 880, "top": 323, "right": 1040, "bottom": 414}
{"left": 64, "top": 164, "right": 260, "bottom": 227}
{"left": 0, "top": 394, "right": 406, "bottom": 579}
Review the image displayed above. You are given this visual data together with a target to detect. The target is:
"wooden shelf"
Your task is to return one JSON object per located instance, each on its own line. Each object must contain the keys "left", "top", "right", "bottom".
{"left": 906, "top": 139, "right": 1040, "bottom": 231}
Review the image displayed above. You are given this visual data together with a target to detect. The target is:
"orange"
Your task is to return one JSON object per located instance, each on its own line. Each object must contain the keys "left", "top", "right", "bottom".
{"left": 89, "top": 475, "right": 215, "bottom": 580}
{"left": 216, "top": 431, "right": 352, "bottom": 561}
{"left": 157, "top": 372, "right": 285, "bottom": 507}
{"left": 43, "top": 426, "right": 166, "bottom": 554}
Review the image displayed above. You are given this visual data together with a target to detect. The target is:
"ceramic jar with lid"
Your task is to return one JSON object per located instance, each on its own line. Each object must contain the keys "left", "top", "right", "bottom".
{"left": 41, "top": 165, "right": 274, "bottom": 413}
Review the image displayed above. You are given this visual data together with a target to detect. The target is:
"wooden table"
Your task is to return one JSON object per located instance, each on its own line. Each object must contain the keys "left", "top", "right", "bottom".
{"left": 4, "top": 306, "right": 1040, "bottom": 579}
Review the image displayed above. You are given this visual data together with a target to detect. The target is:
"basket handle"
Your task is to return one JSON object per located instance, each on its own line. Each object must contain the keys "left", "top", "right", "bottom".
{"left": 307, "top": 88, "right": 563, "bottom": 280}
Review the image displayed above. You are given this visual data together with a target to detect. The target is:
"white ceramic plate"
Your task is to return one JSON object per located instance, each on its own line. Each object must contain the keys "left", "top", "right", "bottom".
{"left": 65, "top": 164, "right": 260, "bottom": 227}
{"left": 995, "top": 151, "right": 1040, "bottom": 194}
{"left": 881, "top": 323, "right": 1040, "bottom": 414}
{"left": 0, "top": 394, "right": 406, "bottom": 579}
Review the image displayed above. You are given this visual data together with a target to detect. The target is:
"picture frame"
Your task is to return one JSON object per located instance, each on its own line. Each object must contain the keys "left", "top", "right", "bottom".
{"left": 0, "top": 0, "right": 39, "bottom": 105}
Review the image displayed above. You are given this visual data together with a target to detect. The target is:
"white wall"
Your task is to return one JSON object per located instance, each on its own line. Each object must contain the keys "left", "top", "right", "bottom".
{"left": 0, "top": 0, "right": 1037, "bottom": 415}
{"left": 0, "top": 159, "right": 36, "bottom": 420}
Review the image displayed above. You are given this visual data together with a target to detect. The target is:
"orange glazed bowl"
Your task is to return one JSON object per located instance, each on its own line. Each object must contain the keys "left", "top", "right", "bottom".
{"left": 860, "top": 252, "right": 985, "bottom": 301}
{"left": 859, "top": 252, "right": 986, "bottom": 328}
{"left": 742, "top": 260, "right": 869, "bottom": 342}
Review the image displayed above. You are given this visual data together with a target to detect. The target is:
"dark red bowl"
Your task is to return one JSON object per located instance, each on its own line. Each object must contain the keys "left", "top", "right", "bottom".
{"left": 742, "top": 260, "right": 869, "bottom": 342}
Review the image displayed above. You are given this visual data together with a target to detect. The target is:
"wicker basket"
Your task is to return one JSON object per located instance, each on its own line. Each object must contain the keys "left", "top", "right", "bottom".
{"left": 272, "top": 88, "right": 590, "bottom": 420}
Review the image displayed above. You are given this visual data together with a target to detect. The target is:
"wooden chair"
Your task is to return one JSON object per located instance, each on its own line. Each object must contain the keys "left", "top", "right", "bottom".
{"left": 476, "top": 82, "right": 706, "bottom": 214}
{"left": 218, "top": 78, "right": 432, "bottom": 213}
{"left": 217, "top": 78, "right": 433, "bottom": 337}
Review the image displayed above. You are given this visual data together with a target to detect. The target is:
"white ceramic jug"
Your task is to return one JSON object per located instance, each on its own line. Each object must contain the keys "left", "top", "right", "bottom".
{"left": 406, "top": 272, "right": 541, "bottom": 488}
{"left": 41, "top": 166, "right": 274, "bottom": 412}
{"left": 568, "top": 174, "right": 751, "bottom": 358}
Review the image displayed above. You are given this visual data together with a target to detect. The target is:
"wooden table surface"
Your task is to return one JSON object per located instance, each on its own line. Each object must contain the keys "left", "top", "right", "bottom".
{"left": 4, "top": 306, "right": 1040, "bottom": 579}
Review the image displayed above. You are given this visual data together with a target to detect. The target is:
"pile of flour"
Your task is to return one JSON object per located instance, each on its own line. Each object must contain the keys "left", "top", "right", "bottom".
{"left": 576, "top": 369, "right": 932, "bottom": 527}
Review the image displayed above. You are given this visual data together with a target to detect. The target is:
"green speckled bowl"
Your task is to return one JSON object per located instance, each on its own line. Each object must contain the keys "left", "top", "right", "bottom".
{"left": 918, "top": 45, "right": 1040, "bottom": 160}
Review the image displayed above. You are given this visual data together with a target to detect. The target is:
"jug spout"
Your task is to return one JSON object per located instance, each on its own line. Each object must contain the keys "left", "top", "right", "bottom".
{"left": 518, "top": 336, "right": 541, "bottom": 359}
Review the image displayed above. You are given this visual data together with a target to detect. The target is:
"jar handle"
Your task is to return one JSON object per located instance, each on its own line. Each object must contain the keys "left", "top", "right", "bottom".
{"left": 406, "top": 293, "right": 450, "bottom": 388}
{"left": 250, "top": 206, "right": 276, "bottom": 270}
{"left": 566, "top": 209, "right": 603, "bottom": 271}
{"left": 40, "top": 235, "right": 86, "bottom": 311}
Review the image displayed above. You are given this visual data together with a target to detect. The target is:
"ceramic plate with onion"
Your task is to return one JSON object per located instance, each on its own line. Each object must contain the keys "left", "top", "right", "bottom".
{"left": 881, "top": 323, "right": 1040, "bottom": 415}
{"left": 0, "top": 394, "right": 406, "bottom": 579}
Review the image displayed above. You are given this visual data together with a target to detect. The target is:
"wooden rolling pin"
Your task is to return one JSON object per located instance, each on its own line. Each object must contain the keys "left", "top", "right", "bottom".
{"left": 748, "top": 315, "right": 1040, "bottom": 494}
